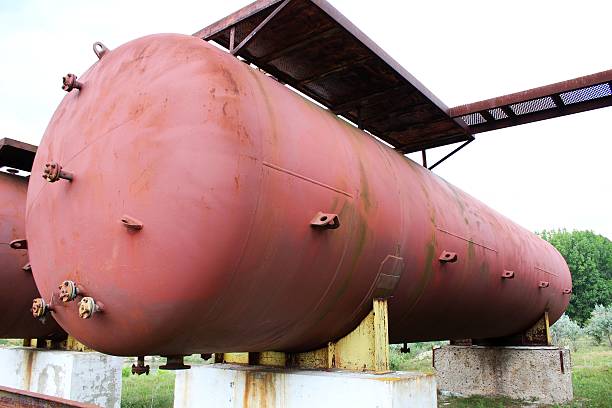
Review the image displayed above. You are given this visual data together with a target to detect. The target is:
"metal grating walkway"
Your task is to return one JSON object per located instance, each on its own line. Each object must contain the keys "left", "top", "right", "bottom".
{"left": 450, "top": 70, "right": 612, "bottom": 134}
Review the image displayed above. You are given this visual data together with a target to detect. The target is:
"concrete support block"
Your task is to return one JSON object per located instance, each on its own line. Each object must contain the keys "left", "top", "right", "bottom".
{"left": 434, "top": 345, "right": 572, "bottom": 404}
{"left": 174, "top": 364, "right": 437, "bottom": 408}
{"left": 0, "top": 346, "right": 123, "bottom": 408}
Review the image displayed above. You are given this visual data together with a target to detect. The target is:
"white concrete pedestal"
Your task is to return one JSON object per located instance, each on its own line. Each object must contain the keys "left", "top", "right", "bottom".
{"left": 0, "top": 346, "right": 123, "bottom": 408}
{"left": 174, "top": 364, "right": 436, "bottom": 408}
{"left": 434, "top": 345, "right": 572, "bottom": 404}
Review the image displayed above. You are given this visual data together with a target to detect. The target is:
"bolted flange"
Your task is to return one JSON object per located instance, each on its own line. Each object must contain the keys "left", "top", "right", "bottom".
{"left": 78, "top": 297, "right": 103, "bottom": 319}
{"left": 58, "top": 280, "right": 79, "bottom": 302}
{"left": 62, "top": 73, "right": 82, "bottom": 92}
{"left": 43, "top": 162, "right": 73, "bottom": 183}
{"left": 160, "top": 355, "right": 191, "bottom": 370}
{"left": 31, "top": 298, "right": 52, "bottom": 319}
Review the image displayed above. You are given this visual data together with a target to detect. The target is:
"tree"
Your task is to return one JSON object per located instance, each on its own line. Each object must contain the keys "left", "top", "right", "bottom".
{"left": 550, "top": 314, "right": 583, "bottom": 351}
{"left": 585, "top": 304, "right": 612, "bottom": 347}
{"left": 539, "top": 230, "right": 612, "bottom": 326}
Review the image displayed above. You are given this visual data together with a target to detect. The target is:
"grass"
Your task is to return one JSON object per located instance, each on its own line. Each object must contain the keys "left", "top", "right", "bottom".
{"left": 121, "top": 365, "right": 175, "bottom": 408}
{"left": 120, "top": 345, "right": 611, "bottom": 407}
{"left": 568, "top": 346, "right": 612, "bottom": 407}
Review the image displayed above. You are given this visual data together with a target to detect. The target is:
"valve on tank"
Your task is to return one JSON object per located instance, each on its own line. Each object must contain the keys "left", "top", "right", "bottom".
{"left": 131, "top": 356, "right": 150, "bottom": 376}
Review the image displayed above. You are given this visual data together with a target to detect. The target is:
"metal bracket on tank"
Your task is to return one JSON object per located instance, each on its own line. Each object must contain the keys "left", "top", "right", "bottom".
{"left": 310, "top": 212, "right": 340, "bottom": 230}
{"left": 501, "top": 270, "right": 515, "bottom": 279}
{"left": 9, "top": 239, "right": 27, "bottom": 250}
{"left": 93, "top": 42, "right": 110, "bottom": 59}
{"left": 439, "top": 251, "right": 457, "bottom": 263}
{"left": 538, "top": 281, "right": 550, "bottom": 288}
{"left": 121, "top": 215, "right": 143, "bottom": 231}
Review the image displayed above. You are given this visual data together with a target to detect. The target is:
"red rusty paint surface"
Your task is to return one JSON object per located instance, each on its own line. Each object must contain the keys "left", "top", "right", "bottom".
{"left": 26, "top": 34, "right": 571, "bottom": 356}
{"left": 0, "top": 173, "right": 64, "bottom": 339}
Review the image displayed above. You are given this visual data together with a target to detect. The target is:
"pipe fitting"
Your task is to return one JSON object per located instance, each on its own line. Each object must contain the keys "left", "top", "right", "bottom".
{"left": 58, "top": 280, "right": 79, "bottom": 302}
{"left": 78, "top": 297, "right": 103, "bottom": 319}
{"left": 62, "top": 73, "right": 82, "bottom": 92}
{"left": 43, "top": 162, "right": 73, "bottom": 183}
{"left": 31, "top": 298, "right": 52, "bottom": 319}
{"left": 131, "top": 356, "right": 150, "bottom": 375}
{"left": 160, "top": 355, "right": 191, "bottom": 370}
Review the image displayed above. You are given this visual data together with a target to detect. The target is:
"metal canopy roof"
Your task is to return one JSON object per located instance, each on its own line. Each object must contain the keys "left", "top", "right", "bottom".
{"left": 194, "top": 0, "right": 472, "bottom": 153}
{"left": 450, "top": 69, "right": 612, "bottom": 134}
{"left": 195, "top": 0, "right": 611, "bottom": 160}
{"left": 0, "top": 138, "right": 37, "bottom": 172}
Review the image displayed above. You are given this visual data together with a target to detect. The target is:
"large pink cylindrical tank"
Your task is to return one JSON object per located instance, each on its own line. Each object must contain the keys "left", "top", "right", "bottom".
{"left": 26, "top": 34, "right": 571, "bottom": 356}
{"left": 0, "top": 171, "right": 64, "bottom": 339}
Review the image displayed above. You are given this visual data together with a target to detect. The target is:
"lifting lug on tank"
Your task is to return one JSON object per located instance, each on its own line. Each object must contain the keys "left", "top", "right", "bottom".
{"left": 43, "top": 162, "right": 73, "bottom": 183}
{"left": 159, "top": 355, "right": 191, "bottom": 370}
{"left": 62, "top": 73, "right": 82, "bottom": 92}
{"left": 310, "top": 211, "right": 340, "bottom": 230}
{"left": 501, "top": 270, "right": 515, "bottom": 279}
{"left": 22, "top": 262, "right": 32, "bottom": 272}
{"left": 78, "top": 297, "right": 103, "bottom": 319}
{"left": 562, "top": 288, "right": 572, "bottom": 294}
{"left": 58, "top": 280, "right": 80, "bottom": 302}
{"left": 9, "top": 238, "right": 27, "bottom": 250}
{"left": 93, "top": 41, "right": 110, "bottom": 59}
{"left": 31, "top": 298, "right": 52, "bottom": 320}
{"left": 439, "top": 251, "right": 458, "bottom": 263}
{"left": 538, "top": 281, "right": 550, "bottom": 288}
{"left": 131, "top": 356, "right": 150, "bottom": 375}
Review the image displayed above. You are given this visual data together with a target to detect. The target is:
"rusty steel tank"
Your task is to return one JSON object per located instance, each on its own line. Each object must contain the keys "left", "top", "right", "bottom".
{"left": 0, "top": 170, "right": 64, "bottom": 340}
{"left": 25, "top": 34, "right": 571, "bottom": 356}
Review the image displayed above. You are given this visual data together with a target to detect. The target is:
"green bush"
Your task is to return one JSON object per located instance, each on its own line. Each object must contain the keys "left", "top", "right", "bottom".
{"left": 551, "top": 314, "right": 583, "bottom": 351}
{"left": 585, "top": 304, "right": 612, "bottom": 347}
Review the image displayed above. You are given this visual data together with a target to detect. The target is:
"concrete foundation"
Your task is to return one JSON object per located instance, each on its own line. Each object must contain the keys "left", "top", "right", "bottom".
{"left": 0, "top": 346, "right": 123, "bottom": 408}
{"left": 434, "top": 345, "right": 572, "bottom": 404}
{"left": 174, "top": 364, "right": 437, "bottom": 408}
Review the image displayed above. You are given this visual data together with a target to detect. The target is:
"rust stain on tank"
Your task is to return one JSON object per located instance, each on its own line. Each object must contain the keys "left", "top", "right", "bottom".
{"left": 25, "top": 34, "right": 572, "bottom": 356}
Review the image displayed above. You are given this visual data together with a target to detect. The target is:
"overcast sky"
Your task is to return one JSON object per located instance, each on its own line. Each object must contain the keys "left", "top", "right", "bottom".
{"left": 1, "top": 0, "right": 610, "bottom": 238}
